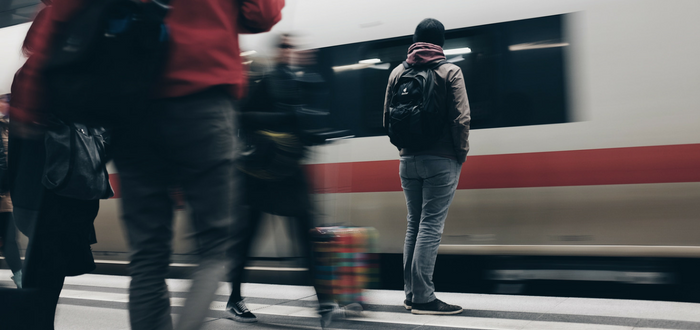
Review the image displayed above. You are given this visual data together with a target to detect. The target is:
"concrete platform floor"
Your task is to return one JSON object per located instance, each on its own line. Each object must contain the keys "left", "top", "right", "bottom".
{"left": 1, "top": 270, "right": 699, "bottom": 330}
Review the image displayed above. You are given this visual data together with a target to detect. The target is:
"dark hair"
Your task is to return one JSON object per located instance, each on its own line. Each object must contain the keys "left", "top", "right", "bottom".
{"left": 413, "top": 18, "right": 445, "bottom": 47}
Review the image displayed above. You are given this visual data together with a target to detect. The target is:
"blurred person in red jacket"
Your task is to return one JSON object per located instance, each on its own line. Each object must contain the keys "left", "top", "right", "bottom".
{"left": 9, "top": 1, "right": 285, "bottom": 330}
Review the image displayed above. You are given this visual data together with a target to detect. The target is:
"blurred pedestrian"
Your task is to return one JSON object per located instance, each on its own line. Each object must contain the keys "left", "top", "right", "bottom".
{"left": 226, "top": 34, "right": 333, "bottom": 323}
{"left": 383, "top": 18, "right": 470, "bottom": 315}
{"left": 8, "top": 1, "right": 284, "bottom": 330}
{"left": 6, "top": 4, "right": 104, "bottom": 329}
{"left": 109, "top": 2, "right": 284, "bottom": 330}
{"left": 0, "top": 95, "right": 22, "bottom": 289}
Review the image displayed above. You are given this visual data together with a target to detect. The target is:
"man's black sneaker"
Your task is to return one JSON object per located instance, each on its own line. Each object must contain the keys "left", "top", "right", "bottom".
{"left": 411, "top": 299, "right": 463, "bottom": 315}
{"left": 403, "top": 299, "right": 412, "bottom": 310}
{"left": 226, "top": 300, "right": 257, "bottom": 323}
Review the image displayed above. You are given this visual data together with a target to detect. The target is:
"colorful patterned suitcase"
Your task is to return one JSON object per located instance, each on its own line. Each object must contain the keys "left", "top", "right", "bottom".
{"left": 312, "top": 226, "right": 379, "bottom": 307}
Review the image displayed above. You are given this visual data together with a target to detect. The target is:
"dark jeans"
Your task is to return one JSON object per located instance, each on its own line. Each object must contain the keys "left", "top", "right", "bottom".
{"left": 400, "top": 155, "right": 461, "bottom": 304}
{"left": 112, "top": 88, "right": 237, "bottom": 330}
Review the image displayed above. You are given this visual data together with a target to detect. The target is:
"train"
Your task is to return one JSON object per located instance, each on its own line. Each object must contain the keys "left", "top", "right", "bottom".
{"left": 2, "top": 0, "right": 700, "bottom": 293}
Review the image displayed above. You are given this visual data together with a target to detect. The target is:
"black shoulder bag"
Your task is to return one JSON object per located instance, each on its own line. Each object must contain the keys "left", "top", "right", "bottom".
{"left": 42, "top": 118, "right": 113, "bottom": 200}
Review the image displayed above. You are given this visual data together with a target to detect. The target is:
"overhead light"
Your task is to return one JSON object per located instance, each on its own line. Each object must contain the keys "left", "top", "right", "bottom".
{"left": 368, "top": 63, "right": 391, "bottom": 70}
{"left": 358, "top": 58, "right": 381, "bottom": 64}
{"left": 333, "top": 62, "right": 389, "bottom": 73}
{"left": 447, "top": 56, "right": 465, "bottom": 64}
{"left": 444, "top": 47, "right": 471, "bottom": 55}
{"left": 240, "top": 50, "right": 257, "bottom": 56}
{"left": 509, "top": 42, "right": 569, "bottom": 51}
{"left": 332, "top": 63, "right": 372, "bottom": 73}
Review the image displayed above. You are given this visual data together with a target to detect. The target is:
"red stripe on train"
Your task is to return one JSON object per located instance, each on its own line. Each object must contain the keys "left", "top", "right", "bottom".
{"left": 107, "top": 143, "right": 700, "bottom": 198}
{"left": 305, "top": 143, "right": 700, "bottom": 193}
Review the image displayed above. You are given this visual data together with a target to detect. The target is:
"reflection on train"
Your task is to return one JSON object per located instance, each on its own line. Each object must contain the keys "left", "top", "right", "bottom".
{"left": 2, "top": 0, "right": 700, "bottom": 297}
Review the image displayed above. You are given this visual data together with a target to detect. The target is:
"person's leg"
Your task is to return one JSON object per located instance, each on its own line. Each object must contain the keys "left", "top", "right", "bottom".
{"left": 227, "top": 206, "right": 263, "bottom": 304}
{"left": 2, "top": 213, "right": 23, "bottom": 276}
{"left": 21, "top": 192, "right": 92, "bottom": 330}
{"left": 29, "top": 273, "right": 65, "bottom": 330}
{"left": 292, "top": 204, "right": 333, "bottom": 305}
{"left": 399, "top": 155, "right": 422, "bottom": 305}
{"left": 113, "top": 129, "right": 176, "bottom": 330}
{"left": 410, "top": 156, "right": 460, "bottom": 305}
{"left": 0, "top": 212, "right": 23, "bottom": 289}
{"left": 155, "top": 89, "right": 237, "bottom": 330}
{"left": 224, "top": 203, "right": 262, "bottom": 323}
{"left": 0, "top": 211, "right": 7, "bottom": 246}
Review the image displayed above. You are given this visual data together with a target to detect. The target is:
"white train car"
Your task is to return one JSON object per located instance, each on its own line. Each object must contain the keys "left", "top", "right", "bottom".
{"left": 2, "top": 0, "right": 700, "bottom": 289}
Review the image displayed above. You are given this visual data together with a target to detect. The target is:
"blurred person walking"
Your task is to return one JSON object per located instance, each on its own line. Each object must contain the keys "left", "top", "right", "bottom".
{"left": 0, "top": 95, "right": 22, "bottom": 289}
{"left": 6, "top": 5, "right": 106, "bottom": 329}
{"left": 226, "top": 34, "right": 333, "bottom": 324}
{"left": 8, "top": 1, "right": 285, "bottom": 330}
{"left": 384, "top": 18, "right": 470, "bottom": 315}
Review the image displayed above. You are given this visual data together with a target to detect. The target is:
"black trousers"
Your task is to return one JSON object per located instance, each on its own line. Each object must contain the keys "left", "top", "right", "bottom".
{"left": 112, "top": 87, "right": 237, "bottom": 330}
{"left": 227, "top": 171, "right": 330, "bottom": 305}
{"left": 21, "top": 191, "right": 99, "bottom": 326}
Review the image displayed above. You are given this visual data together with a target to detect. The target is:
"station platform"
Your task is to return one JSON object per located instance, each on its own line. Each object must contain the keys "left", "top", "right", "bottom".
{"left": 1, "top": 270, "right": 699, "bottom": 330}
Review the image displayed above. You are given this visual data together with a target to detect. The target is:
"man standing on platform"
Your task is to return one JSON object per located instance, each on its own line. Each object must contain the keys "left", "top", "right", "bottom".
{"left": 384, "top": 18, "right": 470, "bottom": 315}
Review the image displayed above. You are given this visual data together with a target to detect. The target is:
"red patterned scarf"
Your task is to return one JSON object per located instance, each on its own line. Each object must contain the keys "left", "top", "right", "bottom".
{"left": 406, "top": 42, "right": 446, "bottom": 65}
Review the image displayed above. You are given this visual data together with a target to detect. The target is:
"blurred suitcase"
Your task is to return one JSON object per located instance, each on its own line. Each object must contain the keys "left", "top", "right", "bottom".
{"left": 312, "top": 226, "right": 379, "bottom": 307}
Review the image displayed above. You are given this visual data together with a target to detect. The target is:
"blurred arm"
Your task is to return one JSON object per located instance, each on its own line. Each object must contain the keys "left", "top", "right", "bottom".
{"left": 382, "top": 71, "right": 394, "bottom": 131}
{"left": 447, "top": 67, "right": 471, "bottom": 163}
{"left": 238, "top": 0, "right": 285, "bottom": 33}
{"left": 9, "top": 0, "right": 86, "bottom": 127}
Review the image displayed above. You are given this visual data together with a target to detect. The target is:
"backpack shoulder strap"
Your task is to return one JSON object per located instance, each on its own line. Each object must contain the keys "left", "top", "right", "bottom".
{"left": 402, "top": 61, "right": 411, "bottom": 69}
{"left": 429, "top": 59, "right": 449, "bottom": 70}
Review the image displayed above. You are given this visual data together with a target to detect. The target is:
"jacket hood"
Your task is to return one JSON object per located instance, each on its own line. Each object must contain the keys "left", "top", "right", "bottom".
{"left": 406, "top": 42, "right": 446, "bottom": 65}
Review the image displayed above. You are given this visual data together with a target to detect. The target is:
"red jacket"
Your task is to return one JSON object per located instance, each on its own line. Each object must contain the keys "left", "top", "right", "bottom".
{"left": 10, "top": 0, "right": 284, "bottom": 124}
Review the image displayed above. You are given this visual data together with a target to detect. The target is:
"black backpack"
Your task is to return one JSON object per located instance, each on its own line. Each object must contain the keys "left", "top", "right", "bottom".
{"left": 387, "top": 60, "right": 447, "bottom": 150}
{"left": 42, "top": 0, "right": 171, "bottom": 127}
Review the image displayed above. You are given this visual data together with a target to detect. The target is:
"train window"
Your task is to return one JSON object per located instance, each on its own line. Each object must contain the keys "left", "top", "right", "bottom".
{"left": 317, "top": 15, "right": 569, "bottom": 137}
{"left": 0, "top": 0, "right": 41, "bottom": 29}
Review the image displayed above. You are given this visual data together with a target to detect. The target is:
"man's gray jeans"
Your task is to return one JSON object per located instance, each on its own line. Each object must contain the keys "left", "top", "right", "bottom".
{"left": 113, "top": 88, "right": 237, "bottom": 330}
{"left": 400, "top": 155, "right": 461, "bottom": 304}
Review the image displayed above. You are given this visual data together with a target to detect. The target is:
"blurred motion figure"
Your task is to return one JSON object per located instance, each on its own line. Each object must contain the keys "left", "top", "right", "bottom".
{"left": 7, "top": 0, "right": 285, "bottom": 329}
{"left": 226, "top": 34, "right": 333, "bottom": 323}
{"left": 384, "top": 18, "right": 470, "bottom": 315}
{"left": 7, "top": 5, "right": 104, "bottom": 329}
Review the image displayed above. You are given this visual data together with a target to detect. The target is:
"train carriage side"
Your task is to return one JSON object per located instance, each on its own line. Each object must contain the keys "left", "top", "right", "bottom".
{"left": 275, "top": 0, "right": 700, "bottom": 286}
{"left": 2, "top": 0, "right": 700, "bottom": 289}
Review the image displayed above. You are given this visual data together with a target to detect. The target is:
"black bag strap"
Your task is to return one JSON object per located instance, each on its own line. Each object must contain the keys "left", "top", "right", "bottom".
{"left": 429, "top": 59, "right": 448, "bottom": 70}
